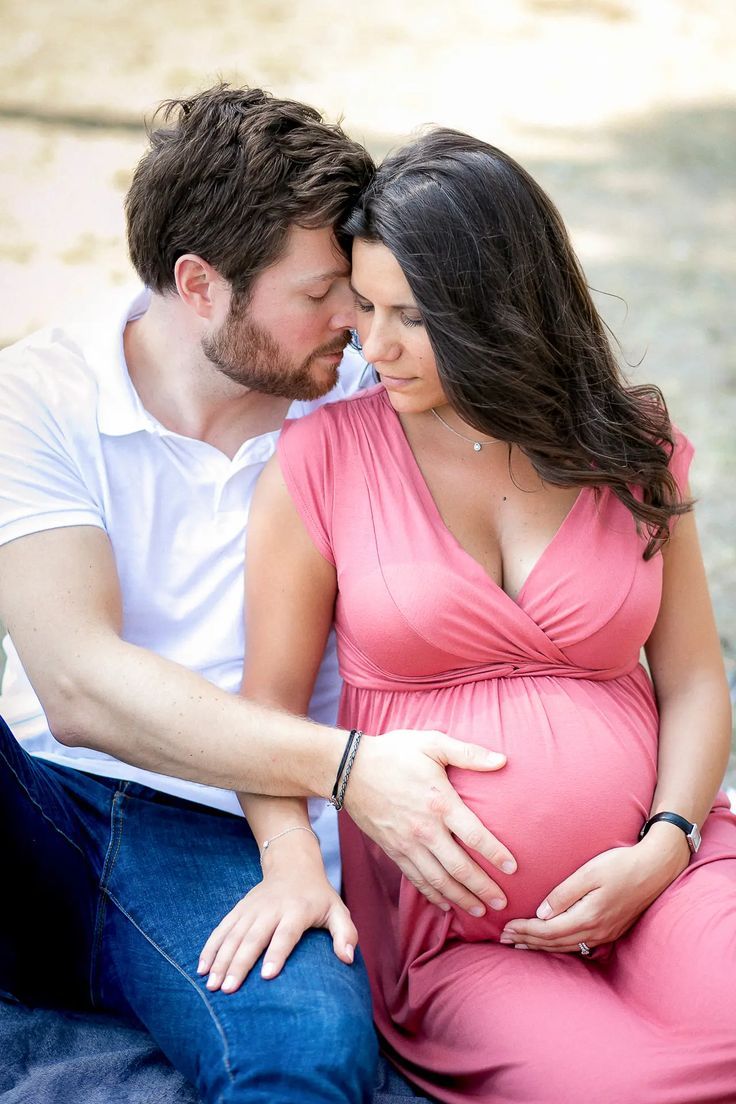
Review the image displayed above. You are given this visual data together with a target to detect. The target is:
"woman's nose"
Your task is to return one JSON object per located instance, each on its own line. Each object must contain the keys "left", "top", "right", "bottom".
{"left": 359, "top": 322, "right": 400, "bottom": 365}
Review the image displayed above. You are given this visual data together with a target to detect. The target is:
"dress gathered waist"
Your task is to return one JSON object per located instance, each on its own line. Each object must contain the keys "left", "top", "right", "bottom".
{"left": 339, "top": 656, "right": 642, "bottom": 694}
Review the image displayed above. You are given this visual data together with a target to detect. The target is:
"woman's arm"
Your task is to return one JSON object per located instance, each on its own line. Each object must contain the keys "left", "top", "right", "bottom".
{"left": 199, "top": 790, "right": 358, "bottom": 991}
{"left": 640, "top": 501, "right": 731, "bottom": 842}
{"left": 200, "top": 459, "right": 355, "bottom": 990}
{"left": 500, "top": 499, "right": 731, "bottom": 953}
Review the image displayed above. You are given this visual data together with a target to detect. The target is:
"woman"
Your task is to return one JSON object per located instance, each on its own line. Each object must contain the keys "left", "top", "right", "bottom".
{"left": 199, "top": 130, "right": 736, "bottom": 1102}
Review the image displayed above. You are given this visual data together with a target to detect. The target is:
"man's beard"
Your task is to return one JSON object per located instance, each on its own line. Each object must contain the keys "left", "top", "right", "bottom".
{"left": 202, "top": 302, "right": 350, "bottom": 402}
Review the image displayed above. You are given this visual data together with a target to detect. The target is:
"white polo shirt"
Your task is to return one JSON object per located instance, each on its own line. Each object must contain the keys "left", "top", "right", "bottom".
{"left": 0, "top": 287, "right": 370, "bottom": 887}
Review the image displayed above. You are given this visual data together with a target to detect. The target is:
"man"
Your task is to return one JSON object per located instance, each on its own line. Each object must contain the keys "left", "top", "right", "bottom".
{"left": 0, "top": 85, "right": 512, "bottom": 1102}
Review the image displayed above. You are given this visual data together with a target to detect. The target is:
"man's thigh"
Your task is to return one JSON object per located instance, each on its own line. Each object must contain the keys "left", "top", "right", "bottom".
{"left": 99, "top": 783, "right": 378, "bottom": 1103}
{"left": 0, "top": 716, "right": 118, "bottom": 1006}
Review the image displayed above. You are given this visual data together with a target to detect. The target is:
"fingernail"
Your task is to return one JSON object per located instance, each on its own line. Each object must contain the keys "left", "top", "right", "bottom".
{"left": 206, "top": 973, "right": 219, "bottom": 990}
{"left": 261, "top": 961, "right": 276, "bottom": 979}
{"left": 196, "top": 959, "right": 207, "bottom": 975}
{"left": 499, "top": 935, "right": 514, "bottom": 944}
{"left": 502, "top": 929, "right": 518, "bottom": 940}
{"left": 344, "top": 944, "right": 354, "bottom": 963}
{"left": 536, "top": 901, "right": 553, "bottom": 919}
{"left": 514, "top": 943, "right": 529, "bottom": 950}
{"left": 439, "top": 902, "right": 451, "bottom": 912}
{"left": 469, "top": 905, "right": 485, "bottom": 917}
{"left": 490, "top": 898, "right": 507, "bottom": 911}
{"left": 222, "top": 975, "right": 237, "bottom": 992}
{"left": 486, "top": 752, "right": 506, "bottom": 765}
{"left": 501, "top": 860, "right": 517, "bottom": 874}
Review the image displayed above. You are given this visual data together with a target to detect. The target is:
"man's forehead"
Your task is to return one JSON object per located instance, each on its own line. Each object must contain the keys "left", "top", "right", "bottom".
{"left": 293, "top": 263, "right": 351, "bottom": 286}
{"left": 278, "top": 225, "right": 350, "bottom": 280}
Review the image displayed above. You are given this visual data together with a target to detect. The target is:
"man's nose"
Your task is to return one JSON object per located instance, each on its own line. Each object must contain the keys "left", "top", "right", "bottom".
{"left": 329, "top": 285, "right": 357, "bottom": 331}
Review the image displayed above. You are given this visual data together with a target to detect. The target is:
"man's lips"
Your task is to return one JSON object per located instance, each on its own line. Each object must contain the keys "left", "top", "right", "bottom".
{"left": 313, "top": 342, "right": 348, "bottom": 361}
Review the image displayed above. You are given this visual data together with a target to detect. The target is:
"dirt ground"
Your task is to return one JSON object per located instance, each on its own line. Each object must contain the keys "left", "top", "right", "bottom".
{"left": 2, "top": 0, "right": 735, "bottom": 777}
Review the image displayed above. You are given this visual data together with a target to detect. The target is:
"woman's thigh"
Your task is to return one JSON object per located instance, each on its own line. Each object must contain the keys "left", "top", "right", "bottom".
{"left": 606, "top": 812, "right": 736, "bottom": 1094}
{"left": 403, "top": 855, "right": 736, "bottom": 1104}
{"left": 402, "top": 940, "right": 652, "bottom": 1104}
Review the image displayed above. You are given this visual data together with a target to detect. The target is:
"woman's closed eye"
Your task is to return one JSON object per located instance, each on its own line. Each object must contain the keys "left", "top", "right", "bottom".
{"left": 354, "top": 295, "right": 422, "bottom": 329}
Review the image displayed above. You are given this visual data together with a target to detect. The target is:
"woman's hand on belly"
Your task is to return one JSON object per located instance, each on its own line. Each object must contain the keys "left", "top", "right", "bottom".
{"left": 499, "top": 834, "right": 690, "bottom": 954}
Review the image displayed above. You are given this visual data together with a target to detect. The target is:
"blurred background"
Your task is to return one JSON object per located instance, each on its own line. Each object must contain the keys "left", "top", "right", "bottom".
{"left": 1, "top": 0, "right": 734, "bottom": 780}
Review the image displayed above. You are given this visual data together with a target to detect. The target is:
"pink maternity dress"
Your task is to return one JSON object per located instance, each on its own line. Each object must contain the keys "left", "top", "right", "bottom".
{"left": 278, "top": 385, "right": 736, "bottom": 1104}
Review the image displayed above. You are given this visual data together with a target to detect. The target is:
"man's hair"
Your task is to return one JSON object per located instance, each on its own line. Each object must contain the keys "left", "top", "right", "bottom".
{"left": 126, "top": 83, "right": 374, "bottom": 297}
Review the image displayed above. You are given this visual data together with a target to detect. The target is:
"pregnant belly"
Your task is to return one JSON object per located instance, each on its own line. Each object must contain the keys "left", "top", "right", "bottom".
{"left": 344, "top": 669, "right": 659, "bottom": 942}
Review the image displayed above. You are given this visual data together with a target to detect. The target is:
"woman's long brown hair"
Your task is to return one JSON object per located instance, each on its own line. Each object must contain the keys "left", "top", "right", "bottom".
{"left": 345, "top": 128, "right": 691, "bottom": 559}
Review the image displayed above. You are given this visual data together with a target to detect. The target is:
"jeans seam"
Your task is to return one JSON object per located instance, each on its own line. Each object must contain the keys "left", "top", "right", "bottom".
{"left": 0, "top": 743, "right": 88, "bottom": 861}
{"left": 89, "top": 784, "right": 128, "bottom": 1007}
{"left": 104, "top": 887, "right": 235, "bottom": 1085}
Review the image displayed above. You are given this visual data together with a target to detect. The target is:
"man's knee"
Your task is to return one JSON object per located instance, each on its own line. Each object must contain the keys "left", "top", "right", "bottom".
{"left": 199, "top": 936, "right": 377, "bottom": 1104}
{"left": 241, "top": 943, "right": 376, "bottom": 1099}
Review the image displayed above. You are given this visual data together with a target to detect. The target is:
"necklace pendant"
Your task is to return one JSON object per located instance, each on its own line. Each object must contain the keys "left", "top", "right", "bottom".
{"left": 473, "top": 441, "right": 482, "bottom": 452}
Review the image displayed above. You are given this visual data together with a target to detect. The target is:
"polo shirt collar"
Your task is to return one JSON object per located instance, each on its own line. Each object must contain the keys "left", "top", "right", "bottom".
{"left": 90, "top": 286, "right": 160, "bottom": 438}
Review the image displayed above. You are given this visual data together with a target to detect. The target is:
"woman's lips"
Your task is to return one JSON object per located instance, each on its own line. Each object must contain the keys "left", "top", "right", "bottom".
{"left": 380, "top": 375, "right": 416, "bottom": 389}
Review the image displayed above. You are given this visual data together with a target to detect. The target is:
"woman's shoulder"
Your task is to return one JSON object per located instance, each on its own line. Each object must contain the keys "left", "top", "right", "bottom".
{"left": 281, "top": 383, "right": 390, "bottom": 446}
{"left": 306, "top": 382, "right": 389, "bottom": 423}
{"left": 668, "top": 424, "right": 694, "bottom": 494}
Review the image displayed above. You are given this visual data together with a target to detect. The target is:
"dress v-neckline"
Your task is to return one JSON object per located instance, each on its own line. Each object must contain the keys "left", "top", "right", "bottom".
{"left": 381, "top": 388, "right": 587, "bottom": 608}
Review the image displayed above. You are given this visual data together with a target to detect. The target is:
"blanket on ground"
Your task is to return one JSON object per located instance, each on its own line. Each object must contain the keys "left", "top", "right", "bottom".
{"left": 0, "top": 999, "right": 428, "bottom": 1103}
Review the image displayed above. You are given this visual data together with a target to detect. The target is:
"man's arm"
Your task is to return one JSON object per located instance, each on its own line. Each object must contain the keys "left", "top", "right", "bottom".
{"left": 0, "top": 521, "right": 515, "bottom": 910}
{"left": 0, "top": 525, "right": 343, "bottom": 796}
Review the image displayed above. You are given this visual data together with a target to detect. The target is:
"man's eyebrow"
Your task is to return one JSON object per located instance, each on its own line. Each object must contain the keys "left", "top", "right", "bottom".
{"left": 295, "top": 267, "right": 350, "bottom": 286}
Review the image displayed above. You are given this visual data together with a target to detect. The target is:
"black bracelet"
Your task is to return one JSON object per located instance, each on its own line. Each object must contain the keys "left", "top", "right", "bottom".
{"left": 329, "top": 729, "right": 362, "bottom": 811}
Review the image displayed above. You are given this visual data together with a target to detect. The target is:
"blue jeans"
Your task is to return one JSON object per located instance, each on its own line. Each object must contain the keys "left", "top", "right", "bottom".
{"left": 0, "top": 715, "right": 378, "bottom": 1103}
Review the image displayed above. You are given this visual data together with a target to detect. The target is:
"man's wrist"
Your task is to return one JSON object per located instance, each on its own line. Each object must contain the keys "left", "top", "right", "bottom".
{"left": 307, "top": 725, "right": 355, "bottom": 800}
{"left": 328, "top": 729, "right": 363, "bottom": 810}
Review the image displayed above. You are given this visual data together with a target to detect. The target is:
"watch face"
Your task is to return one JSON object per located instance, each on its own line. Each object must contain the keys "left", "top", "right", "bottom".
{"left": 688, "top": 825, "right": 702, "bottom": 853}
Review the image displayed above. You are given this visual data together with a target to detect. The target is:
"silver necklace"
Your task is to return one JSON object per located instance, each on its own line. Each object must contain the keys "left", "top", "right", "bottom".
{"left": 430, "top": 407, "right": 499, "bottom": 452}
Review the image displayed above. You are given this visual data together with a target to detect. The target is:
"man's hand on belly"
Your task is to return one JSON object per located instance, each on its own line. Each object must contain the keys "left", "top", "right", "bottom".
{"left": 345, "top": 730, "right": 517, "bottom": 916}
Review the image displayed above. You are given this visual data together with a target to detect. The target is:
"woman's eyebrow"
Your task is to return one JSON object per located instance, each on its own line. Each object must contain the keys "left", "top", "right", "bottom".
{"left": 349, "top": 281, "right": 418, "bottom": 310}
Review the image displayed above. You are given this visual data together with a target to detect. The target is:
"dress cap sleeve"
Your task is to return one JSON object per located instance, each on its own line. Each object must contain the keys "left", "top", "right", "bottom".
{"left": 669, "top": 425, "right": 694, "bottom": 498}
{"left": 277, "top": 411, "right": 336, "bottom": 565}
{"left": 667, "top": 425, "right": 694, "bottom": 533}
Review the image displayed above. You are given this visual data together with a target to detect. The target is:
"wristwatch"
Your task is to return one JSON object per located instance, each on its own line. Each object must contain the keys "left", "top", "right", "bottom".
{"left": 639, "top": 811, "right": 701, "bottom": 854}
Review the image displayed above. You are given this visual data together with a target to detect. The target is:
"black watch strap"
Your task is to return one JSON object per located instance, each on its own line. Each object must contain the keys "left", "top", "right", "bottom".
{"left": 639, "top": 811, "right": 701, "bottom": 854}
